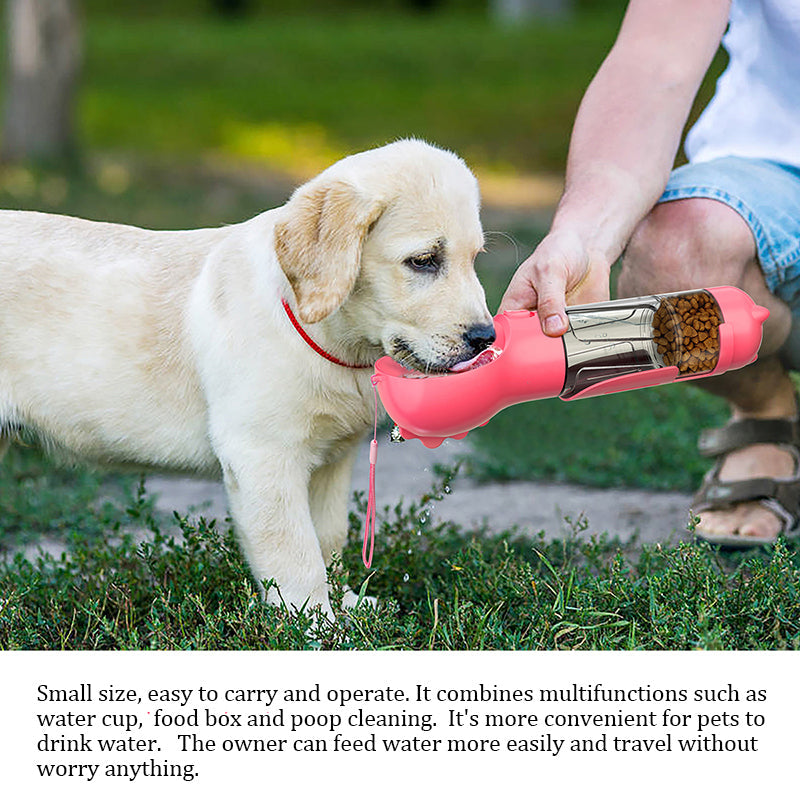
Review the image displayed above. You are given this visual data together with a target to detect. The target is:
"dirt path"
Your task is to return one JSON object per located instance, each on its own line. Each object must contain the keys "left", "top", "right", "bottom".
{"left": 145, "top": 435, "right": 695, "bottom": 547}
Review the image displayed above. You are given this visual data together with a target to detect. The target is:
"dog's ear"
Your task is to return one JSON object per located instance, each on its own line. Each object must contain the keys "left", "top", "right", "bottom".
{"left": 274, "top": 179, "right": 384, "bottom": 324}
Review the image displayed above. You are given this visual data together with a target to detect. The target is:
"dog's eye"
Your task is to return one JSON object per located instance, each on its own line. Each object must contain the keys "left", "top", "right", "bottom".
{"left": 405, "top": 253, "right": 440, "bottom": 273}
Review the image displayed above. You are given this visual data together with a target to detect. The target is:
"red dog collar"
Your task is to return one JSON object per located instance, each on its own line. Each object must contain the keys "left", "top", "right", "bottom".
{"left": 281, "top": 299, "right": 372, "bottom": 369}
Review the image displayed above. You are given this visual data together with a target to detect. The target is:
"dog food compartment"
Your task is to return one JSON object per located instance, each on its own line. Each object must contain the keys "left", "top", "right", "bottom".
{"left": 652, "top": 290, "right": 721, "bottom": 375}
{"left": 560, "top": 290, "right": 722, "bottom": 399}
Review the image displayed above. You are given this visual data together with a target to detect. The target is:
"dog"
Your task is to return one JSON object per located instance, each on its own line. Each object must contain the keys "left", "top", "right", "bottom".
{"left": 0, "top": 139, "right": 494, "bottom": 618}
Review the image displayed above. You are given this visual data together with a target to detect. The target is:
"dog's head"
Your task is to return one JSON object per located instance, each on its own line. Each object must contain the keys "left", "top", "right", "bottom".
{"left": 274, "top": 139, "right": 494, "bottom": 373}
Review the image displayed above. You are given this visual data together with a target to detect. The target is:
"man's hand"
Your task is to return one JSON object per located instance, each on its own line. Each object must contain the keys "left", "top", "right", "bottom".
{"left": 498, "top": 229, "right": 611, "bottom": 336}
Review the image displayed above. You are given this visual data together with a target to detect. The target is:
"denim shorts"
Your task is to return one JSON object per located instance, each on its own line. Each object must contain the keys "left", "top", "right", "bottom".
{"left": 659, "top": 156, "right": 800, "bottom": 312}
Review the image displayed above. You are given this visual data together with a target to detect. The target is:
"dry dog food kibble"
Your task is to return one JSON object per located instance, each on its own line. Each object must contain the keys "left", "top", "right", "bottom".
{"left": 652, "top": 291, "right": 721, "bottom": 375}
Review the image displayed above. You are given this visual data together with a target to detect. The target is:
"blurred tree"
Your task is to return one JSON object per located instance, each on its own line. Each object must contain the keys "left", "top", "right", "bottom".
{"left": 1, "top": 0, "right": 81, "bottom": 163}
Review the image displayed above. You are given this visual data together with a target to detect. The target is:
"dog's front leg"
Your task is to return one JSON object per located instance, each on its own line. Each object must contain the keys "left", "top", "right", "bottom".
{"left": 217, "top": 445, "right": 334, "bottom": 619}
{"left": 308, "top": 441, "right": 376, "bottom": 610}
{"left": 308, "top": 440, "right": 360, "bottom": 567}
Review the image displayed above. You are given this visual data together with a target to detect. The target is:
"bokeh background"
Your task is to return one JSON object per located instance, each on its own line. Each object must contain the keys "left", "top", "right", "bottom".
{"left": 2, "top": 1, "right": 632, "bottom": 177}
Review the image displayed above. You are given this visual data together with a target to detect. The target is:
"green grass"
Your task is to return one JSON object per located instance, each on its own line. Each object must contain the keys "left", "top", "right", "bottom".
{"left": 0, "top": 10, "right": 630, "bottom": 176}
{"left": 0, "top": 439, "right": 131, "bottom": 547}
{"left": 0, "top": 157, "right": 288, "bottom": 229}
{"left": 465, "top": 383, "right": 729, "bottom": 491}
{"left": 2, "top": 467, "right": 798, "bottom": 650}
{"left": 73, "top": 8, "right": 720, "bottom": 178}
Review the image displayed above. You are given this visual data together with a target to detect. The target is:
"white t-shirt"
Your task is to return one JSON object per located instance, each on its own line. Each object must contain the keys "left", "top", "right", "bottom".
{"left": 685, "top": 0, "right": 800, "bottom": 167}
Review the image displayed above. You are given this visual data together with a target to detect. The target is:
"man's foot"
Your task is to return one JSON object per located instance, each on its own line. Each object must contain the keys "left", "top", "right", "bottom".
{"left": 693, "top": 411, "right": 800, "bottom": 547}
{"left": 695, "top": 442, "right": 796, "bottom": 543}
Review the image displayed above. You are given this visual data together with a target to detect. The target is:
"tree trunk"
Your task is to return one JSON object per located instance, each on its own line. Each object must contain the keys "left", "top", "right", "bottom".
{"left": 1, "top": 0, "right": 81, "bottom": 163}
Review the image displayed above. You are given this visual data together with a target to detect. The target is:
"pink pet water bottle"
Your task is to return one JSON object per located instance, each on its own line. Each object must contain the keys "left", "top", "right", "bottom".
{"left": 372, "top": 287, "right": 769, "bottom": 448}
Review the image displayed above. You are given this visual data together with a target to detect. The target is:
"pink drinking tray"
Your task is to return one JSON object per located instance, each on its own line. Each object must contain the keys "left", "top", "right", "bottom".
{"left": 372, "top": 286, "right": 769, "bottom": 448}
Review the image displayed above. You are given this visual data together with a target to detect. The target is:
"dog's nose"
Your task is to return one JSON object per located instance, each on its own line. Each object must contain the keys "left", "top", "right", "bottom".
{"left": 463, "top": 322, "right": 496, "bottom": 356}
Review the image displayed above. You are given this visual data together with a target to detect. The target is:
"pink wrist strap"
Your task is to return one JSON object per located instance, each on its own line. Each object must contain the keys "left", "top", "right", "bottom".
{"left": 362, "top": 377, "right": 379, "bottom": 568}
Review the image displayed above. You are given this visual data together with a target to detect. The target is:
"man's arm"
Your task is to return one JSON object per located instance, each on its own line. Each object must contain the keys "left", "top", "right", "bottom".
{"left": 500, "top": 0, "right": 732, "bottom": 335}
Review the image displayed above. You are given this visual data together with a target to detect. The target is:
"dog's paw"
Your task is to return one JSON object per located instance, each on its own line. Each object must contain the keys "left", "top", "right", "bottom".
{"left": 341, "top": 587, "right": 377, "bottom": 611}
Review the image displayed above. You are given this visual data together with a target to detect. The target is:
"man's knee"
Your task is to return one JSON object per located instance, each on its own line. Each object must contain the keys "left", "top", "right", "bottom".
{"left": 618, "top": 197, "right": 757, "bottom": 298}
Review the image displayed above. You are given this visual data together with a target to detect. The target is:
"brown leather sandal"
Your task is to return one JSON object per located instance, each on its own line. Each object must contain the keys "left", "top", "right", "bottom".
{"left": 692, "top": 417, "right": 800, "bottom": 547}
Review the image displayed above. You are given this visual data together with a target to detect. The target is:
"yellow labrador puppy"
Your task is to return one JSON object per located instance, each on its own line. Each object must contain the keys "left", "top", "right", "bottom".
{"left": 0, "top": 139, "right": 494, "bottom": 618}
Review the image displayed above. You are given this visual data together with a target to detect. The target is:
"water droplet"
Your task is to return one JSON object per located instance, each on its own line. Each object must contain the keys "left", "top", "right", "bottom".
{"left": 403, "top": 573, "right": 410, "bottom": 582}
{"left": 443, "top": 484, "right": 452, "bottom": 494}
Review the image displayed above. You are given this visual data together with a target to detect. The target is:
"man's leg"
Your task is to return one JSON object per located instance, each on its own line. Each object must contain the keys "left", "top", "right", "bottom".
{"left": 618, "top": 196, "right": 796, "bottom": 541}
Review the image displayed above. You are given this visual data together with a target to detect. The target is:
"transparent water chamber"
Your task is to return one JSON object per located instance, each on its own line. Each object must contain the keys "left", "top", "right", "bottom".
{"left": 560, "top": 290, "right": 722, "bottom": 399}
